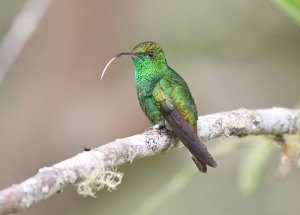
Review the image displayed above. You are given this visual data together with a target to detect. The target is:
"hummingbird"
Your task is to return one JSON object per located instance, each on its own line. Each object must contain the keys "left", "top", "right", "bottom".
{"left": 101, "top": 41, "right": 217, "bottom": 172}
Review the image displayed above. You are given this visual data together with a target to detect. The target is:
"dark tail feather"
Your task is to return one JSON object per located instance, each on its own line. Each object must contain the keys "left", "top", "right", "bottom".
{"left": 160, "top": 101, "right": 217, "bottom": 172}
{"left": 191, "top": 140, "right": 217, "bottom": 169}
{"left": 191, "top": 153, "right": 207, "bottom": 173}
{"left": 184, "top": 135, "right": 217, "bottom": 171}
{"left": 184, "top": 134, "right": 217, "bottom": 170}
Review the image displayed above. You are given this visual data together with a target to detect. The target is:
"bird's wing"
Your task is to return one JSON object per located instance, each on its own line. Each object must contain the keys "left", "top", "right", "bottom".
{"left": 152, "top": 78, "right": 217, "bottom": 172}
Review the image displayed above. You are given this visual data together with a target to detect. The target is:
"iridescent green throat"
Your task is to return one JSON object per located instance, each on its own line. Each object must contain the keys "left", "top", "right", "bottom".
{"left": 132, "top": 57, "right": 168, "bottom": 94}
{"left": 131, "top": 41, "right": 169, "bottom": 95}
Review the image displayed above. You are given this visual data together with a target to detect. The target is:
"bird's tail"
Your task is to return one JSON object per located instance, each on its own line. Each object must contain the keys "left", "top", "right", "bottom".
{"left": 159, "top": 100, "right": 217, "bottom": 173}
{"left": 187, "top": 137, "right": 217, "bottom": 173}
{"left": 189, "top": 150, "right": 216, "bottom": 173}
{"left": 190, "top": 153, "right": 207, "bottom": 172}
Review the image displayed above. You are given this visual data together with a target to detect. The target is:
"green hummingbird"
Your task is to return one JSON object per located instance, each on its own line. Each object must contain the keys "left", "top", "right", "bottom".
{"left": 101, "top": 41, "right": 217, "bottom": 172}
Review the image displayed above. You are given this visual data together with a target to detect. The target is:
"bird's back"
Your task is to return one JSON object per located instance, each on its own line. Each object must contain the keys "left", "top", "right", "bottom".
{"left": 163, "top": 67, "right": 198, "bottom": 130}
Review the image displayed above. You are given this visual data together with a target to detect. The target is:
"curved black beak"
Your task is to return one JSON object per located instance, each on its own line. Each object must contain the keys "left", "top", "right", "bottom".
{"left": 101, "top": 52, "right": 140, "bottom": 80}
{"left": 115, "top": 52, "right": 139, "bottom": 58}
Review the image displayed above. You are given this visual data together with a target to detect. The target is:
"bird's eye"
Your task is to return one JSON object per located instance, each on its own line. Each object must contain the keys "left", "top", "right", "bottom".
{"left": 147, "top": 52, "right": 155, "bottom": 59}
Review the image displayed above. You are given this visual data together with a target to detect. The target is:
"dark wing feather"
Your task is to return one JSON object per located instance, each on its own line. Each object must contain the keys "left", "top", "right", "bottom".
{"left": 160, "top": 101, "right": 217, "bottom": 172}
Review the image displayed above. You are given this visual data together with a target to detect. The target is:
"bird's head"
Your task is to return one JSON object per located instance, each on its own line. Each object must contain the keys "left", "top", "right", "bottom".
{"left": 101, "top": 41, "right": 168, "bottom": 80}
{"left": 130, "top": 41, "right": 168, "bottom": 73}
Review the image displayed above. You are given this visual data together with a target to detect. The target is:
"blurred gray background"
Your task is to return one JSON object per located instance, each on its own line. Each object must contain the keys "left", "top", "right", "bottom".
{"left": 0, "top": 0, "right": 299, "bottom": 214}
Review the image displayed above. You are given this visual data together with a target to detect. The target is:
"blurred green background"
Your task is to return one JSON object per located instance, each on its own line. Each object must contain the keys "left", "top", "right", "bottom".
{"left": 0, "top": 0, "right": 300, "bottom": 215}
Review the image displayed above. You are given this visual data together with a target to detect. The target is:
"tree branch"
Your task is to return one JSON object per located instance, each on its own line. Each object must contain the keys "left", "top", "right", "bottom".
{"left": 0, "top": 107, "right": 299, "bottom": 214}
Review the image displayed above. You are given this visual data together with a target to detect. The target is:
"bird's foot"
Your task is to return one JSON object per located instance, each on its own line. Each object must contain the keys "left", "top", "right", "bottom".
{"left": 154, "top": 123, "right": 165, "bottom": 129}
{"left": 153, "top": 124, "right": 167, "bottom": 135}
{"left": 144, "top": 124, "right": 166, "bottom": 133}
